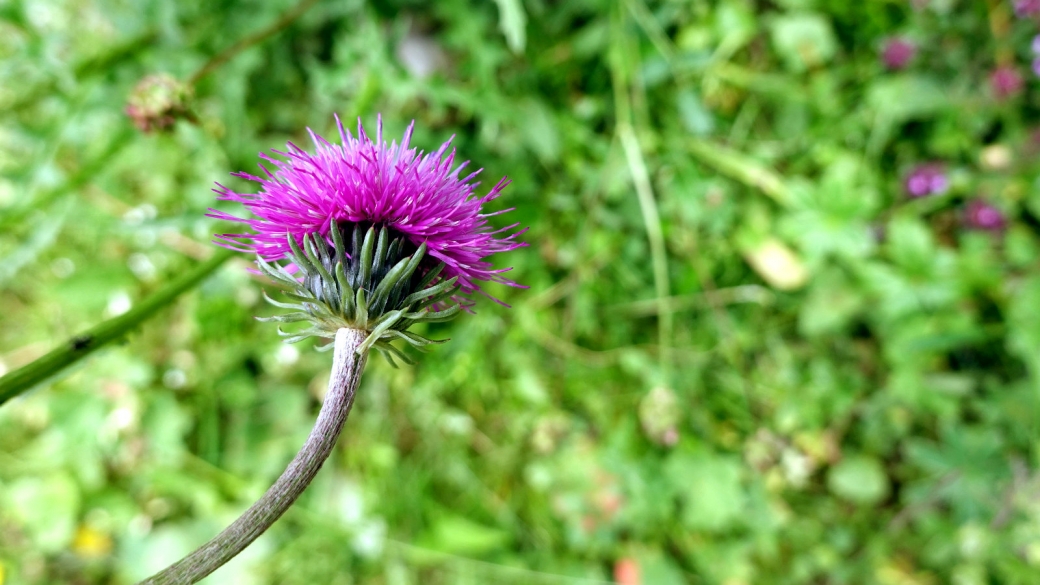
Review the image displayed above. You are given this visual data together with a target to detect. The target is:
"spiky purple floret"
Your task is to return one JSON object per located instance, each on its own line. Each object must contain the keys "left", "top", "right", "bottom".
{"left": 904, "top": 164, "right": 948, "bottom": 198}
{"left": 964, "top": 199, "right": 1006, "bottom": 231}
{"left": 881, "top": 38, "right": 915, "bottom": 70}
{"left": 208, "top": 115, "right": 527, "bottom": 303}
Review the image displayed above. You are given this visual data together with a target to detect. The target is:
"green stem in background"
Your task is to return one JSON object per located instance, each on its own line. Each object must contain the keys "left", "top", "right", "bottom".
{"left": 188, "top": 0, "right": 321, "bottom": 84}
{"left": 684, "top": 138, "right": 792, "bottom": 207}
{"left": 619, "top": 126, "right": 672, "bottom": 369}
{"left": 610, "top": 10, "right": 672, "bottom": 383}
{"left": 139, "top": 327, "right": 369, "bottom": 585}
{"left": 0, "top": 249, "right": 234, "bottom": 406}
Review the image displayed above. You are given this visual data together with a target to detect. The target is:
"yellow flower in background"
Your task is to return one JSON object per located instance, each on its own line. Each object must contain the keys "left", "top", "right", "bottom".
{"left": 743, "top": 237, "right": 809, "bottom": 291}
{"left": 72, "top": 525, "right": 113, "bottom": 559}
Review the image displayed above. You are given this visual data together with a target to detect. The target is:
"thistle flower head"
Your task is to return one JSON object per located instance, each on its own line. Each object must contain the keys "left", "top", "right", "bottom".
{"left": 904, "top": 163, "right": 948, "bottom": 198}
{"left": 964, "top": 199, "right": 1006, "bottom": 231}
{"left": 211, "top": 115, "right": 525, "bottom": 301}
{"left": 1016, "top": 0, "right": 1040, "bottom": 18}
{"left": 209, "top": 116, "right": 526, "bottom": 362}
{"left": 125, "top": 73, "right": 193, "bottom": 133}
{"left": 990, "top": 66, "right": 1024, "bottom": 100}
{"left": 881, "top": 38, "right": 915, "bottom": 70}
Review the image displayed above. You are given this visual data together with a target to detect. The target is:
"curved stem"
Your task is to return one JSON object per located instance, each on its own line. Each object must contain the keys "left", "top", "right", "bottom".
{"left": 139, "top": 327, "right": 369, "bottom": 585}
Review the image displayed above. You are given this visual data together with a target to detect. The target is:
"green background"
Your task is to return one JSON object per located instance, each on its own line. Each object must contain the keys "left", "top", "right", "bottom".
{"left": 3, "top": 0, "right": 1040, "bottom": 583}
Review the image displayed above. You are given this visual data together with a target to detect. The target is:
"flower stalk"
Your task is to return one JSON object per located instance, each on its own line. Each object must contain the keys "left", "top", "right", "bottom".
{"left": 138, "top": 327, "right": 369, "bottom": 585}
{"left": 135, "top": 114, "right": 525, "bottom": 583}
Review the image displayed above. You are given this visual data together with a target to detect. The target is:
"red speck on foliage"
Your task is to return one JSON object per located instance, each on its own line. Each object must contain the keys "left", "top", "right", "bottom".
{"left": 614, "top": 558, "right": 641, "bottom": 585}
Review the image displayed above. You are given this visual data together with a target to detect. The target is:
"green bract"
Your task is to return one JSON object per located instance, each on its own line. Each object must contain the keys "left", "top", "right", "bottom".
{"left": 256, "top": 221, "right": 461, "bottom": 366}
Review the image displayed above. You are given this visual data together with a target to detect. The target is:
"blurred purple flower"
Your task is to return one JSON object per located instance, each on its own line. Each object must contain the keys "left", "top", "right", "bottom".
{"left": 990, "top": 66, "right": 1024, "bottom": 99}
{"left": 1033, "top": 58, "right": 1040, "bottom": 78}
{"left": 210, "top": 115, "right": 527, "bottom": 302}
{"left": 904, "top": 164, "right": 949, "bottom": 198}
{"left": 1015, "top": 0, "right": 1040, "bottom": 17}
{"left": 964, "top": 199, "right": 1007, "bottom": 231}
{"left": 882, "top": 38, "right": 915, "bottom": 70}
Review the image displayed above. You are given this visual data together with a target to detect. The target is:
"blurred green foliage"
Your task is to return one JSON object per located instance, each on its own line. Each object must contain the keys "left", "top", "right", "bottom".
{"left": 3, "top": 0, "right": 1040, "bottom": 583}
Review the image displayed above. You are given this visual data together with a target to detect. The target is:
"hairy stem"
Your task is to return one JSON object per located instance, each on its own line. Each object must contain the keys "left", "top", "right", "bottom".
{"left": 139, "top": 327, "right": 369, "bottom": 585}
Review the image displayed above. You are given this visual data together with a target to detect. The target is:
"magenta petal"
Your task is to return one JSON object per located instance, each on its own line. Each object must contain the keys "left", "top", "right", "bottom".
{"left": 213, "top": 116, "right": 527, "bottom": 302}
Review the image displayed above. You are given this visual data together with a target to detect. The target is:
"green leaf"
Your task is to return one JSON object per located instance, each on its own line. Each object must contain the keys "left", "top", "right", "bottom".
{"left": 5, "top": 472, "right": 81, "bottom": 553}
{"left": 827, "top": 456, "right": 889, "bottom": 505}
{"left": 666, "top": 452, "right": 744, "bottom": 532}
{"left": 419, "top": 514, "right": 512, "bottom": 556}
{"left": 677, "top": 88, "right": 715, "bottom": 136}
{"left": 492, "top": 0, "right": 527, "bottom": 53}
{"left": 767, "top": 13, "right": 837, "bottom": 72}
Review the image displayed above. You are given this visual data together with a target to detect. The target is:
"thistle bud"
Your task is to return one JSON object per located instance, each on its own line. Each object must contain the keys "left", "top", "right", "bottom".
{"left": 125, "top": 74, "right": 193, "bottom": 133}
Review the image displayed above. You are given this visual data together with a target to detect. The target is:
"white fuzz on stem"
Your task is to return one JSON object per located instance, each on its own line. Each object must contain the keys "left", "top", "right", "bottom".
{"left": 139, "top": 327, "right": 368, "bottom": 585}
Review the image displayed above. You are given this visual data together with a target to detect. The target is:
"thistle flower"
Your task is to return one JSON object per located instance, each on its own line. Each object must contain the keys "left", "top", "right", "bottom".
{"left": 1015, "top": 0, "right": 1040, "bottom": 17}
{"left": 209, "top": 116, "right": 526, "bottom": 362}
{"left": 881, "top": 38, "right": 915, "bottom": 70}
{"left": 990, "top": 66, "right": 1024, "bottom": 99}
{"left": 904, "top": 164, "right": 948, "bottom": 198}
{"left": 638, "top": 387, "right": 680, "bottom": 447}
{"left": 125, "top": 73, "right": 193, "bottom": 133}
{"left": 964, "top": 199, "right": 1007, "bottom": 231}
{"left": 144, "top": 118, "right": 526, "bottom": 584}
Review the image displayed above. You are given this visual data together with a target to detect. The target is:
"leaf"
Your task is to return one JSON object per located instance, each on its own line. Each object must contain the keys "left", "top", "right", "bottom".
{"left": 666, "top": 452, "right": 744, "bottom": 532}
{"left": 519, "top": 99, "right": 560, "bottom": 163}
{"left": 799, "top": 268, "right": 864, "bottom": 336}
{"left": 742, "top": 237, "right": 809, "bottom": 291}
{"left": 1007, "top": 275, "right": 1040, "bottom": 376}
{"left": 677, "top": 88, "right": 715, "bottom": 136}
{"left": 867, "top": 75, "right": 949, "bottom": 124}
{"left": 5, "top": 472, "right": 81, "bottom": 553}
{"left": 767, "top": 13, "right": 837, "bottom": 72}
{"left": 493, "top": 0, "right": 526, "bottom": 53}
{"left": 827, "top": 456, "right": 889, "bottom": 505}
{"left": 866, "top": 75, "right": 950, "bottom": 152}
{"left": 419, "top": 514, "right": 512, "bottom": 556}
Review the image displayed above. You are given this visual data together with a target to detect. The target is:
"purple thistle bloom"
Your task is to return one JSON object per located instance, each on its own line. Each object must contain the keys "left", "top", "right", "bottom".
{"left": 990, "top": 66, "right": 1024, "bottom": 99}
{"left": 881, "top": 38, "right": 915, "bottom": 70}
{"left": 1016, "top": 0, "right": 1040, "bottom": 17}
{"left": 1032, "top": 57, "right": 1040, "bottom": 78}
{"left": 209, "top": 115, "right": 527, "bottom": 303}
{"left": 964, "top": 199, "right": 1007, "bottom": 231}
{"left": 904, "top": 164, "right": 949, "bottom": 198}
